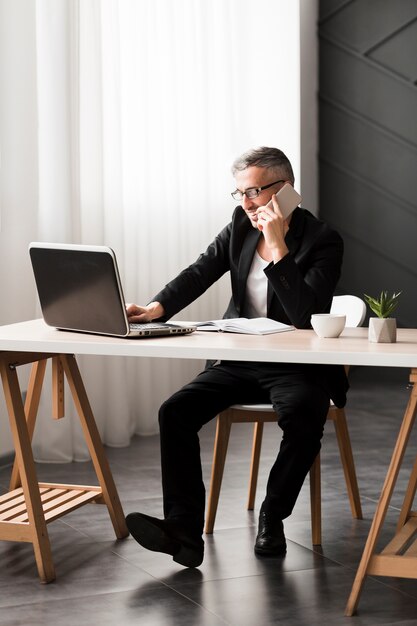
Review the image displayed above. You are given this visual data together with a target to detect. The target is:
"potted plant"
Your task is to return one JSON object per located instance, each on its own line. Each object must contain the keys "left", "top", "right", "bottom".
{"left": 364, "top": 291, "right": 401, "bottom": 343}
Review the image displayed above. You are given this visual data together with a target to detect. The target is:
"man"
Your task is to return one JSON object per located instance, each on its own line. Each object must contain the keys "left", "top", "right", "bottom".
{"left": 125, "top": 146, "right": 347, "bottom": 568}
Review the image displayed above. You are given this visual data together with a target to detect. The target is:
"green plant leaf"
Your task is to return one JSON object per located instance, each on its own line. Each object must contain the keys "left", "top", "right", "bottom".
{"left": 364, "top": 291, "right": 401, "bottom": 318}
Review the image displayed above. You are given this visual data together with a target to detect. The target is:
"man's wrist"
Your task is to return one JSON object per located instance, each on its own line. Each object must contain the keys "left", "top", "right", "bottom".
{"left": 271, "top": 246, "right": 289, "bottom": 264}
{"left": 148, "top": 301, "right": 165, "bottom": 319}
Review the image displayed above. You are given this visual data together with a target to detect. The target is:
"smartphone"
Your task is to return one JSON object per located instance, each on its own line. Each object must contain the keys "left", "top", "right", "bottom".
{"left": 267, "top": 183, "right": 302, "bottom": 219}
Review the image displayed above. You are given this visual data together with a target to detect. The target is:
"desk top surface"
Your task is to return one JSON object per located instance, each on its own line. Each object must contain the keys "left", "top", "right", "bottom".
{"left": 0, "top": 319, "right": 417, "bottom": 368}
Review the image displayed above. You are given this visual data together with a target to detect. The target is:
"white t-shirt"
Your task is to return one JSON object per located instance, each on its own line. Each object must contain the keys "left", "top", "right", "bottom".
{"left": 244, "top": 250, "right": 269, "bottom": 318}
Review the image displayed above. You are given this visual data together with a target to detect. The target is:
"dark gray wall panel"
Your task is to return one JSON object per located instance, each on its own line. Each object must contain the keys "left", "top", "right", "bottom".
{"left": 369, "top": 19, "right": 417, "bottom": 82}
{"left": 320, "top": 162, "right": 417, "bottom": 277}
{"left": 320, "top": 102, "right": 417, "bottom": 208}
{"left": 319, "top": 0, "right": 417, "bottom": 328}
{"left": 338, "top": 235, "right": 416, "bottom": 328}
{"left": 319, "top": 0, "right": 417, "bottom": 53}
{"left": 319, "top": 0, "right": 352, "bottom": 21}
{"left": 320, "top": 38, "right": 417, "bottom": 145}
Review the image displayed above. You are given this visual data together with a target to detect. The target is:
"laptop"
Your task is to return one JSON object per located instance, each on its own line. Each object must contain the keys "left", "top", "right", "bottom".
{"left": 29, "top": 242, "right": 196, "bottom": 338}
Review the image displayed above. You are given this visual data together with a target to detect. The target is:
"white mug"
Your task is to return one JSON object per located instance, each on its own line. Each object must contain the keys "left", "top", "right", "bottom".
{"left": 311, "top": 314, "right": 346, "bottom": 338}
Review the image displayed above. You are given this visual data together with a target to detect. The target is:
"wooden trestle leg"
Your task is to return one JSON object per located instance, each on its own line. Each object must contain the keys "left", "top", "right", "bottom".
{"left": 345, "top": 368, "right": 417, "bottom": 616}
{"left": 0, "top": 351, "right": 128, "bottom": 583}
{"left": 0, "top": 355, "right": 55, "bottom": 583}
{"left": 59, "top": 354, "right": 128, "bottom": 539}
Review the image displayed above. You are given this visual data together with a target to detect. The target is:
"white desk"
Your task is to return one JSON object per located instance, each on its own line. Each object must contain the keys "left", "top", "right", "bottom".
{"left": 0, "top": 319, "right": 417, "bottom": 615}
{"left": 1, "top": 318, "right": 417, "bottom": 366}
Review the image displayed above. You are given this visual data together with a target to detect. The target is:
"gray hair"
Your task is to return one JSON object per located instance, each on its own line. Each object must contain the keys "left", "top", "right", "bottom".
{"left": 231, "top": 147, "right": 294, "bottom": 184}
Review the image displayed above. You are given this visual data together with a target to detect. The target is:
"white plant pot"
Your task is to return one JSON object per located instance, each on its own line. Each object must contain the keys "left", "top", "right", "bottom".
{"left": 368, "top": 317, "right": 397, "bottom": 343}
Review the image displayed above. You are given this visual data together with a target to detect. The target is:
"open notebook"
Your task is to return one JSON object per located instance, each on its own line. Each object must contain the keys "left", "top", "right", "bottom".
{"left": 190, "top": 318, "right": 294, "bottom": 335}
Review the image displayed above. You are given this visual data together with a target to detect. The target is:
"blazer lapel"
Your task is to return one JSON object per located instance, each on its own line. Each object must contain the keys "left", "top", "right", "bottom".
{"left": 237, "top": 227, "right": 260, "bottom": 311}
{"left": 285, "top": 212, "right": 303, "bottom": 256}
{"left": 266, "top": 264, "right": 275, "bottom": 314}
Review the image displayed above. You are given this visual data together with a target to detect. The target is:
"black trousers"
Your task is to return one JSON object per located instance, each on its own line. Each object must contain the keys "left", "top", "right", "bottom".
{"left": 158, "top": 361, "right": 330, "bottom": 533}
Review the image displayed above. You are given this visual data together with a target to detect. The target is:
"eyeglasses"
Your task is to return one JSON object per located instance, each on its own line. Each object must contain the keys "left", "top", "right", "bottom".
{"left": 231, "top": 179, "right": 285, "bottom": 201}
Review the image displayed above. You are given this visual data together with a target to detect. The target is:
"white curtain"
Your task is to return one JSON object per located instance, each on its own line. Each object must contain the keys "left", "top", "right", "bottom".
{"left": 3, "top": 0, "right": 303, "bottom": 461}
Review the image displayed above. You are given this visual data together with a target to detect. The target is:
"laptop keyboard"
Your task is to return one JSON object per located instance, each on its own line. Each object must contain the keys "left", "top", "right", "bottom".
{"left": 129, "top": 322, "right": 166, "bottom": 330}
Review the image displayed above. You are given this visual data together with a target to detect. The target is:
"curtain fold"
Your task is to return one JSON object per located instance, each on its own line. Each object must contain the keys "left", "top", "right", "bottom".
{"left": 27, "top": 0, "right": 302, "bottom": 461}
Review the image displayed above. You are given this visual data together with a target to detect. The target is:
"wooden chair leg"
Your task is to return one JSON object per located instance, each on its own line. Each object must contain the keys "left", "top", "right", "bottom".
{"left": 207, "top": 404, "right": 361, "bottom": 547}
{"left": 205, "top": 413, "right": 232, "bottom": 534}
{"left": 332, "top": 408, "right": 363, "bottom": 519}
{"left": 310, "top": 452, "right": 322, "bottom": 545}
{"left": 247, "top": 421, "right": 264, "bottom": 510}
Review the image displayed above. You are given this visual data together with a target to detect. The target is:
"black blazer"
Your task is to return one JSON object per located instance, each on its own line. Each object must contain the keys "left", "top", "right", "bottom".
{"left": 153, "top": 206, "right": 348, "bottom": 406}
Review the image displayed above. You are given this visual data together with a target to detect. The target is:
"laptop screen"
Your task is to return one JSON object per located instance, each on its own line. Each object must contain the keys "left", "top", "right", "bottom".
{"left": 29, "top": 243, "right": 130, "bottom": 336}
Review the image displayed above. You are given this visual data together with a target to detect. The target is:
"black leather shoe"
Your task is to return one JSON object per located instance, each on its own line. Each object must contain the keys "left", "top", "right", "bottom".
{"left": 254, "top": 510, "right": 287, "bottom": 556}
{"left": 125, "top": 512, "right": 204, "bottom": 568}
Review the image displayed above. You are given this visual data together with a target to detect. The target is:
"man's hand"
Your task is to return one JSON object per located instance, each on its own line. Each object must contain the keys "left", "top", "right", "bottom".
{"left": 126, "top": 301, "right": 165, "bottom": 323}
{"left": 256, "top": 194, "right": 289, "bottom": 263}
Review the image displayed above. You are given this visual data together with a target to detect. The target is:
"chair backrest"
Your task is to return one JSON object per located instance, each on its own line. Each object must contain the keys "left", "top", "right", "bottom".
{"left": 330, "top": 295, "right": 367, "bottom": 328}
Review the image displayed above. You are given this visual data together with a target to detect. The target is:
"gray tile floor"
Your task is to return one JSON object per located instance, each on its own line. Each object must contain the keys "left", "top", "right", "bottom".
{"left": 1, "top": 366, "right": 417, "bottom": 625}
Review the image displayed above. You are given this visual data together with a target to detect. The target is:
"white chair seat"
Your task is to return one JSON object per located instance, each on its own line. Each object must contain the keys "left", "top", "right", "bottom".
{"left": 230, "top": 404, "right": 273, "bottom": 412}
